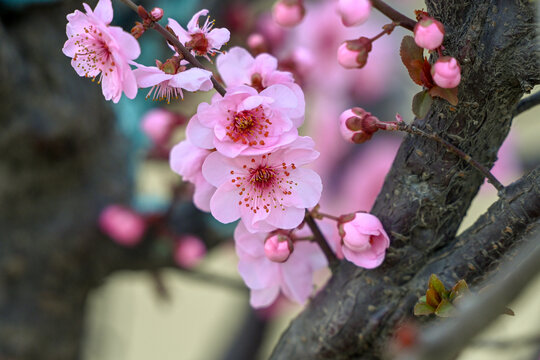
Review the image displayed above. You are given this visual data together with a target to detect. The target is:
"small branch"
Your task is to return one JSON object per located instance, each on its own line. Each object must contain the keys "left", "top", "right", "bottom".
{"left": 396, "top": 122, "right": 504, "bottom": 193}
{"left": 118, "top": 0, "right": 227, "bottom": 97}
{"left": 513, "top": 91, "right": 540, "bottom": 117}
{"left": 396, "top": 233, "right": 540, "bottom": 360}
{"left": 304, "top": 210, "right": 340, "bottom": 271}
{"left": 371, "top": 0, "right": 416, "bottom": 31}
{"left": 179, "top": 268, "right": 248, "bottom": 292}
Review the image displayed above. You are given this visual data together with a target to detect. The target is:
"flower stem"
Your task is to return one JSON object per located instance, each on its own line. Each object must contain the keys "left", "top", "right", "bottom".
{"left": 371, "top": 0, "right": 416, "bottom": 31}
{"left": 117, "top": 0, "right": 227, "bottom": 97}
{"left": 305, "top": 210, "right": 340, "bottom": 271}
{"left": 395, "top": 122, "right": 505, "bottom": 193}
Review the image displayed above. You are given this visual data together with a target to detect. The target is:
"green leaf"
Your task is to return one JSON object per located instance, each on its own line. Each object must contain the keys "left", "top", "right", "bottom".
{"left": 429, "top": 86, "right": 459, "bottom": 106}
{"left": 412, "top": 90, "right": 433, "bottom": 119}
{"left": 428, "top": 274, "right": 447, "bottom": 298}
{"left": 400, "top": 36, "right": 425, "bottom": 85}
{"left": 449, "top": 279, "right": 469, "bottom": 302}
{"left": 426, "top": 288, "right": 441, "bottom": 308}
{"left": 414, "top": 302, "right": 435, "bottom": 316}
{"left": 435, "top": 299, "right": 454, "bottom": 317}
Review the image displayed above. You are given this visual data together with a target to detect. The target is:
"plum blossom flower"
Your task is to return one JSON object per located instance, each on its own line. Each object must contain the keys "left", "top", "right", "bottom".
{"left": 134, "top": 57, "right": 213, "bottom": 103}
{"left": 272, "top": 0, "right": 305, "bottom": 28}
{"left": 337, "top": 0, "right": 372, "bottom": 27}
{"left": 188, "top": 84, "right": 303, "bottom": 158}
{"left": 99, "top": 205, "right": 146, "bottom": 246}
{"left": 234, "top": 221, "right": 327, "bottom": 308}
{"left": 141, "top": 108, "right": 184, "bottom": 145}
{"left": 170, "top": 136, "right": 216, "bottom": 212}
{"left": 338, "top": 213, "right": 389, "bottom": 268}
{"left": 62, "top": 0, "right": 140, "bottom": 103}
{"left": 174, "top": 235, "right": 206, "bottom": 268}
{"left": 168, "top": 10, "right": 230, "bottom": 60}
{"left": 216, "top": 47, "right": 305, "bottom": 126}
{"left": 431, "top": 56, "right": 461, "bottom": 88}
{"left": 202, "top": 137, "right": 322, "bottom": 233}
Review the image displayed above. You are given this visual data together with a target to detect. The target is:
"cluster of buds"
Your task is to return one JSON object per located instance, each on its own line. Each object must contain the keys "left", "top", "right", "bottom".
{"left": 339, "top": 107, "right": 395, "bottom": 144}
{"left": 131, "top": 6, "right": 164, "bottom": 39}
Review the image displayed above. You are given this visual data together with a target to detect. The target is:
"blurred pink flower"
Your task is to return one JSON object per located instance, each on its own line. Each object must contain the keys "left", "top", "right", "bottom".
{"left": 169, "top": 136, "right": 216, "bottom": 212}
{"left": 339, "top": 212, "right": 389, "bottom": 268}
{"left": 62, "top": 0, "right": 140, "bottom": 103}
{"left": 234, "top": 221, "right": 326, "bottom": 308}
{"left": 140, "top": 108, "right": 183, "bottom": 145}
{"left": 272, "top": 0, "right": 305, "bottom": 28}
{"left": 174, "top": 235, "right": 206, "bottom": 268}
{"left": 189, "top": 84, "right": 302, "bottom": 157}
{"left": 99, "top": 205, "right": 146, "bottom": 246}
{"left": 337, "top": 0, "right": 372, "bottom": 27}
{"left": 168, "top": 9, "right": 230, "bottom": 60}
{"left": 202, "top": 137, "right": 321, "bottom": 233}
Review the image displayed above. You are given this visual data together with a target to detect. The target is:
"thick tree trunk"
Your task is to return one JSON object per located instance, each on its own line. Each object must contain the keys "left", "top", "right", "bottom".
{"left": 270, "top": 1, "right": 539, "bottom": 358}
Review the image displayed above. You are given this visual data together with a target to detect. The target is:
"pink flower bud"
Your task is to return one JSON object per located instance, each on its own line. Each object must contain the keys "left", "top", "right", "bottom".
{"left": 141, "top": 108, "right": 183, "bottom": 144}
{"left": 264, "top": 234, "right": 293, "bottom": 263}
{"left": 337, "top": 0, "right": 372, "bottom": 27}
{"left": 339, "top": 213, "right": 389, "bottom": 268}
{"left": 247, "top": 33, "right": 268, "bottom": 55}
{"left": 414, "top": 17, "right": 445, "bottom": 50}
{"left": 339, "top": 107, "right": 380, "bottom": 143}
{"left": 431, "top": 56, "right": 461, "bottom": 88}
{"left": 272, "top": 0, "right": 305, "bottom": 28}
{"left": 337, "top": 37, "right": 372, "bottom": 69}
{"left": 99, "top": 205, "right": 146, "bottom": 247}
{"left": 174, "top": 235, "right": 206, "bottom": 268}
{"left": 150, "top": 7, "right": 164, "bottom": 21}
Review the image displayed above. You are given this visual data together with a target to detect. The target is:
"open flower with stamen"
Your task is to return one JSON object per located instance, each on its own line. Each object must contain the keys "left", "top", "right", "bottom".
{"left": 168, "top": 9, "right": 230, "bottom": 61}
{"left": 234, "top": 221, "right": 327, "bottom": 308}
{"left": 202, "top": 136, "right": 322, "bottom": 233}
{"left": 217, "top": 47, "right": 305, "bottom": 126}
{"left": 188, "top": 84, "right": 302, "bottom": 158}
{"left": 62, "top": 0, "right": 140, "bottom": 103}
{"left": 134, "top": 57, "right": 213, "bottom": 103}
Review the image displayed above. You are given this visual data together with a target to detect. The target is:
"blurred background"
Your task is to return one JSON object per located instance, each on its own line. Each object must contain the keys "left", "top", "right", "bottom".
{"left": 0, "top": 0, "right": 538, "bottom": 359}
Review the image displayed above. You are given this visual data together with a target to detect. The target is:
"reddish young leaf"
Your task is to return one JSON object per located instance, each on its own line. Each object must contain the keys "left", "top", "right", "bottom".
{"left": 400, "top": 36, "right": 424, "bottom": 85}
{"left": 429, "top": 86, "right": 459, "bottom": 106}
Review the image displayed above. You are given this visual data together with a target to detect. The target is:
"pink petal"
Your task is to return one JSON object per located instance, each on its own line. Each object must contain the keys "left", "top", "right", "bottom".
{"left": 238, "top": 255, "right": 277, "bottom": 289}
{"left": 265, "top": 206, "right": 305, "bottom": 230}
{"left": 133, "top": 65, "right": 172, "bottom": 87}
{"left": 108, "top": 26, "right": 141, "bottom": 60}
{"left": 186, "top": 115, "right": 214, "bottom": 149}
{"left": 207, "top": 27, "right": 231, "bottom": 49}
{"left": 250, "top": 286, "right": 280, "bottom": 308}
{"left": 169, "top": 68, "right": 213, "bottom": 91}
{"left": 282, "top": 168, "right": 322, "bottom": 208}
{"left": 216, "top": 47, "right": 254, "bottom": 86}
{"left": 167, "top": 18, "right": 190, "bottom": 44}
{"left": 279, "top": 136, "right": 320, "bottom": 165}
{"left": 201, "top": 152, "right": 240, "bottom": 187}
{"left": 280, "top": 255, "right": 314, "bottom": 304}
{"left": 342, "top": 247, "right": 385, "bottom": 269}
{"left": 93, "top": 0, "right": 113, "bottom": 24}
{"left": 234, "top": 221, "right": 267, "bottom": 257}
{"left": 253, "top": 53, "right": 279, "bottom": 75}
{"left": 259, "top": 84, "right": 298, "bottom": 111}
{"left": 193, "top": 176, "right": 215, "bottom": 212}
{"left": 187, "top": 9, "right": 209, "bottom": 31}
{"left": 209, "top": 182, "right": 242, "bottom": 223}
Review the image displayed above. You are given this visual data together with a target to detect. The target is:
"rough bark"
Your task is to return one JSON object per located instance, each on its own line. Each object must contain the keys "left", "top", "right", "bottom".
{"left": 270, "top": 1, "right": 539, "bottom": 359}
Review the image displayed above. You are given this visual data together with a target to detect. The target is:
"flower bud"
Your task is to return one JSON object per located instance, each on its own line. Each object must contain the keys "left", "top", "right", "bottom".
{"left": 247, "top": 33, "right": 268, "bottom": 55}
{"left": 339, "top": 213, "right": 389, "bottom": 268}
{"left": 339, "top": 107, "right": 380, "bottom": 143}
{"left": 272, "top": 0, "right": 305, "bottom": 28}
{"left": 174, "top": 235, "right": 206, "bottom": 268}
{"left": 431, "top": 56, "right": 461, "bottom": 88}
{"left": 337, "top": 37, "right": 372, "bottom": 69}
{"left": 337, "top": 0, "right": 372, "bottom": 27}
{"left": 264, "top": 234, "right": 293, "bottom": 262}
{"left": 150, "top": 7, "right": 164, "bottom": 21}
{"left": 414, "top": 17, "right": 444, "bottom": 50}
{"left": 141, "top": 108, "right": 184, "bottom": 145}
{"left": 131, "top": 22, "right": 145, "bottom": 39}
{"left": 99, "top": 205, "right": 146, "bottom": 246}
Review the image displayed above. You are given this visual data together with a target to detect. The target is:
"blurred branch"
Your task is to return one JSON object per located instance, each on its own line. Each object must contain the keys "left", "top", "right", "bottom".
{"left": 396, "top": 232, "right": 540, "bottom": 360}
{"left": 371, "top": 0, "right": 416, "bottom": 31}
{"left": 514, "top": 91, "right": 540, "bottom": 117}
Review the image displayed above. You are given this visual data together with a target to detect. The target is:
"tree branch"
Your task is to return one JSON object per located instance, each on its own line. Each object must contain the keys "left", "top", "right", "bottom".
{"left": 371, "top": 0, "right": 416, "bottom": 31}
{"left": 513, "top": 91, "right": 540, "bottom": 117}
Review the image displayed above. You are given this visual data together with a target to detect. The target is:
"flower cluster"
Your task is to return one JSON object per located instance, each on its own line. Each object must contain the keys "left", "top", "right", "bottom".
{"left": 63, "top": 0, "right": 230, "bottom": 103}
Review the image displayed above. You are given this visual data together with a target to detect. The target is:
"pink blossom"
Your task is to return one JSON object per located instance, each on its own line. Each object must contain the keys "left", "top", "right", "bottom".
{"left": 63, "top": 0, "right": 140, "bottom": 103}
{"left": 141, "top": 108, "right": 183, "bottom": 144}
{"left": 414, "top": 17, "right": 445, "bottom": 50}
{"left": 99, "top": 205, "right": 146, "bottom": 246}
{"left": 202, "top": 137, "right": 322, "bottom": 233}
{"left": 337, "top": 38, "right": 372, "bottom": 69}
{"left": 188, "top": 84, "right": 302, "bottom": 158}
{"left": 216, "top": 47, "right": 305, "bottom": 125}
{"left": 174, "top": 235, "right": 206, "bottom": 268}
{"left": 167, "top": 10, "right": 230, "bottom": 60}
{"left": 234, "top": 221, "right": 326, "bottom": 308}
{"left": 169, "top": 136, "right": 216, "bottom": 212}
{"left": 264, "top": 233, "right": 293, "bottom": 262}
{"left": 339, "top": 213, "right": 389, "bottom": 268}
{"left": 272, "top": 0, "right": 305, "bottom": 28}
{"left": 134, "top": 58, "right": 213, "bottom": 103}
{"left": 431, "top": 56, "right": 461, "bottom": 89}
{"left": 337, "top": 0, "right": 372, "bottom": 27}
